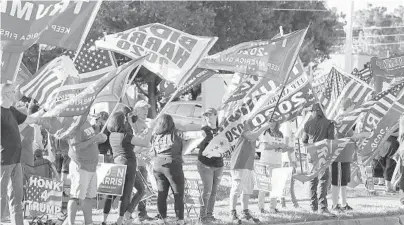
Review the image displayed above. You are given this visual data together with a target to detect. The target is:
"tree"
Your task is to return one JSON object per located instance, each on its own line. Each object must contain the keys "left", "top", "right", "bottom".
{"left": 353, "top": 5, "right": 404, "bottom": 57}
{"left": 21, "top": 1, "right": 344, "bottom": 116}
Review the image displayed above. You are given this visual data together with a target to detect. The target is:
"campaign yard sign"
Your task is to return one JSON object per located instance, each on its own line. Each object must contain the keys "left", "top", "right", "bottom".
{"left": 96, "top": 163, "right": 127, "bottom": 196}
{"left": 254, "top": 162, "right": 273, "bottom": 192}
{"left": 24, "top": 175, "right": 63, "bottom": 215}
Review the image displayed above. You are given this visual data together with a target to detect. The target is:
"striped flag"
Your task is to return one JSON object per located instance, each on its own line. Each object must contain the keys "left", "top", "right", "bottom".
{"left": 352, "top": 63, "right": 372, "bottom": 84}
{"left": 49, "top": 39, "right": 118, "bottom": 107}
{"left": 20, "top": 55, "right": 77, "bottom": 106}
{"left": 324, "top": 67, "right": 373, "bottom": 120}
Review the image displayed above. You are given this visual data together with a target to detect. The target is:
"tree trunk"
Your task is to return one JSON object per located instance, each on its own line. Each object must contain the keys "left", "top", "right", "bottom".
{"left": 147, "top": 76, "right": 158, "bottom": 118}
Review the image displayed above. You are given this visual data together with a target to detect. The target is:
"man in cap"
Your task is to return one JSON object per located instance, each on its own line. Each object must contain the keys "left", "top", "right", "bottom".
{"left": 303, "top": 103, "right": 335, "bottom": 215}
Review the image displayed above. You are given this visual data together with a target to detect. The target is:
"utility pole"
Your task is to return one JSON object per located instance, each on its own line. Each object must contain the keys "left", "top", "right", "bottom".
{"left": 345, "top": 0, "right": 354, "bottom": 74}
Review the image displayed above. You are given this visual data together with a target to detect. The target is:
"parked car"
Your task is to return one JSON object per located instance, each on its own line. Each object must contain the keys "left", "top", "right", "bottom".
{"left": 165, "top": 100, "right": 203, "bottom": 131}
{"left": 164, "top": 101, "right": 204, "bottom": 156}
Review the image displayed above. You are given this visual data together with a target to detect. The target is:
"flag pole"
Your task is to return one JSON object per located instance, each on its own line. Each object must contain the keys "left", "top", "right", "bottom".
{"left": 269, "top": 25, "right": 310, "bottom": 122}
{"left": 100, "top": 65, "right": 142, "bottom": 133}
{"left": 36, "top": 45, "right": 42, "bottom": 72}
{"left": 295, "top": 118, "right": 304, "bottom": 174}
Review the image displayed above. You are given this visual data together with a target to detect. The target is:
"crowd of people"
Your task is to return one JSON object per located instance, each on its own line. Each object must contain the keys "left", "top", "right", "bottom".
{"left": 1, "top": 82, "right": 403, "bottom": 225}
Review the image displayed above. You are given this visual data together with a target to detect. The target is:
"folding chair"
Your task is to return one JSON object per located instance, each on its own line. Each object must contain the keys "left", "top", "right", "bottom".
{"left": 184, "top": 178, "right": 202, "bottom": 218}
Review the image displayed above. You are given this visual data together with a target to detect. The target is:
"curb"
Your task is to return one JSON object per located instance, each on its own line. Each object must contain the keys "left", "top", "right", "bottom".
{"left": 283, "top": 215, "right": 404, "bottom": 225}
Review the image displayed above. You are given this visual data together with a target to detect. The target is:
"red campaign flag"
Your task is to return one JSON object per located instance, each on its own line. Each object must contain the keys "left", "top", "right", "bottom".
{"left": 43, "top": 57, "right": 146, "bottom": 118}
{"left": 200, "top": 29, "right": 308, "bottom": 85}
{"left": 1, "top": 1, "right": 101, "bottom": 53}
{"left": 293, "top": 138, "right": 353, "bottom": 183}
{"left": 371, "top": 55, "right": 404, "bottom": 93}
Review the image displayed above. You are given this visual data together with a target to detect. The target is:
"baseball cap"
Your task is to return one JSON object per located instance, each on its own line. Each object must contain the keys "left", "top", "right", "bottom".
{"left": 134, "top": 100, "right": 151, "bottom": 110}
{"left": 203, "top": 108, "right": 217, "bottom": 116}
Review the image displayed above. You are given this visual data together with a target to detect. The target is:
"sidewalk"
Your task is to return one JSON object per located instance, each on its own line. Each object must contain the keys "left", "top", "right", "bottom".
{"left": 5, "top": 188, "right": 403, "bottom": 225}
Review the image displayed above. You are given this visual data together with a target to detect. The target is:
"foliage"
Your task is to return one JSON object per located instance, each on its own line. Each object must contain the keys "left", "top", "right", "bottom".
{"left": 21, "top": 1, "right": 345, "bottom": 116}
{"left": 353, "top": 5, "right": 404, "bottom": 57}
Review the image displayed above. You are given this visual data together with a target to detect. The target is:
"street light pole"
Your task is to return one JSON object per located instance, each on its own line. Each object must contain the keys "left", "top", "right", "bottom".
{"left": 345, "top": 0, "right": 354, "bottom": 74}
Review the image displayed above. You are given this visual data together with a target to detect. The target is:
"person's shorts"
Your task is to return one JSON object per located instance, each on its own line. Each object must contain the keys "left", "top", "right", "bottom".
{"left": 55, "top": 154, "right": 71, "bottom": 174}
{"left": 331, "top": 162, "right": 351, "bottom": 186}
{"left": 69, "top": 160, "right": 97, "bottom": 200}
{"left": 231, "top": 169, "right": 254, "bottom": 195}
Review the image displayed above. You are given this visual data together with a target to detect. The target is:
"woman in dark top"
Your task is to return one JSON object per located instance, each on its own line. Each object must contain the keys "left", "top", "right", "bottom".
{"left": 102, "top": 112, "right": 151, "bottom": 225}
{"left": 151, "top": 114, "right": 204, "bottom": 225}
{"left": 196, "top": 108, "right": 223, "bottom": 223}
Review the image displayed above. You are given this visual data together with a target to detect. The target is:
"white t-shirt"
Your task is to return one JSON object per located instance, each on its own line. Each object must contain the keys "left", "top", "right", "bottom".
{"left": 258, "top": 132, "right": 282, "bottom": 166}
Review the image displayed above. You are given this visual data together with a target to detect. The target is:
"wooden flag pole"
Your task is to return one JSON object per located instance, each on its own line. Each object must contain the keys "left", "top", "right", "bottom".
{"left": 295, "top": 118, "right": 304, "bottom": 174}
{"left": 100, "top": 65, "right": 142, "bottom": 133}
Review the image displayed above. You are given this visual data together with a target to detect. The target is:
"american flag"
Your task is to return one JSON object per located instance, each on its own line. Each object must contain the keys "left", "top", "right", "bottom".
{"left": 352, "top": 62, "right": 372, "bottom": 84}
{"left": 48, "top": 38, "right": 118, "bottom": 107}
{"left": 317, "top": 67, "right": 350, "bottom": 117}
{"left": 25, "top": 176, "right": 63, "bottom": 208}
{"left": 21, "top": 38, "right": 117, "bottom": 107}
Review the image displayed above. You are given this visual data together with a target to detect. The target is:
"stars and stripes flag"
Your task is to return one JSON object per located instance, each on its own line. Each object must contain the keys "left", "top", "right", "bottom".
{"left": 352, "top": 63, "right": 372, "bottom": 84}
{"left": 25, "top": 176, "right": 63, "bottom": 213}
{"left": 48, "top": 38, "right": 118, "bottom": 107}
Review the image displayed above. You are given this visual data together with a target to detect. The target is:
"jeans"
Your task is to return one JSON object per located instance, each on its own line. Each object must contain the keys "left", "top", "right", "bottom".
{"left": 103, "top": 156, "right": 137, "bottom": 216}
{"left": 309, "top": 168, "right": 330, "bottom": 211}
{"left": 197, "top": 161, "right": 223, "bottom": 217}
{"left": 0, "top": 163, "right": 24, "bottom": 225}
{"left": 136, "top": 165, "right": 148, "bottom": 216}
{"left": 154, "top": 158, "right": 185, "bottom": 220}
{"left": 126, "top": 170, "right": 146, "bottom": 213}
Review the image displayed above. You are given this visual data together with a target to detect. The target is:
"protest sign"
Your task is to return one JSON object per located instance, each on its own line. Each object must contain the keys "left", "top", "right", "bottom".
{"left": 1, "top": 0, "right": 101, "bottom": 52}
{"left": 270, "top": 167, "right": 293, "bottom": 198}
{"left": 96, "top": 163, "right": 127, "bottom": 196}
{"left": 371, "top": 55, "right": 404, "bottom": 92}
{"left": 95, "top": 23, "right": 217, "bottom": 85}
{"left": 1, "top": 51, "right": 23, "bottom": 83}
{"left": 254, "top": 163, "right": 273, "bottom": 192}
{"left": 24, "top": 175, "right": 63, "bottom": 215}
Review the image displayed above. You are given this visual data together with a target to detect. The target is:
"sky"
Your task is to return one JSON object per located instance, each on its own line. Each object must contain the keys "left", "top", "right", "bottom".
{"left": 326, "top": 0, "right": 403, "bottom": 14}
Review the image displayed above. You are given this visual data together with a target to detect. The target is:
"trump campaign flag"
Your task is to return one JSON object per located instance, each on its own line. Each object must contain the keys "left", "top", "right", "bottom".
{"left": 20, "top": 55, "right": 78, "bottom": 106}
{"left": 43, "top": 57, "right": 145, "bottom": 118}
{"left": 200, "top": 29, "right": 308, "bottom": 85}
{"left": 293, "top": 138, "right": 353, "bottom": 182}
{"left": 202, "top": 28, "right": 308, "bottom": 158}
{"left": 359, "top": 87, "right": 404, "bottom": 165}
{"left": 95, "top": 23, "right": 218, "bottom": 86}
{"left": 371, "top": 55, "right": 404, "bottom": 92}
{"left": 1, "top": 0, "right": 101, "bottom": 52}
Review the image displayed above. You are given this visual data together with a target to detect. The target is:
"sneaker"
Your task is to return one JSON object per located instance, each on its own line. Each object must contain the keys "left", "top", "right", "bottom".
{"left": 199, "top": 217, "right": 209, "bottom": 224}
{"left": 341, "top": 204, "right": 353, "bottom": 211}
{"left": 139, "top": 214, "right": 158, "bottom": 221}
{"left": 320, "top": 209, "right": 337, "bottom": 217}
{"left": 269, "top": 208, "right": 279, "bottom": 213}
{"left": 260, "top": 208, "right": 269, "bottom": 214}
{"left": 241, "top": 209, "right": 260, "bottom": 223}
{"left": 206, "top": 214, "right": 217, "bottom": 222}
{"left": 331, "top": 204, "right": 344, "bottom": 213}
{"left": 231, "top": 210, "right": 242, "bottom": 224}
